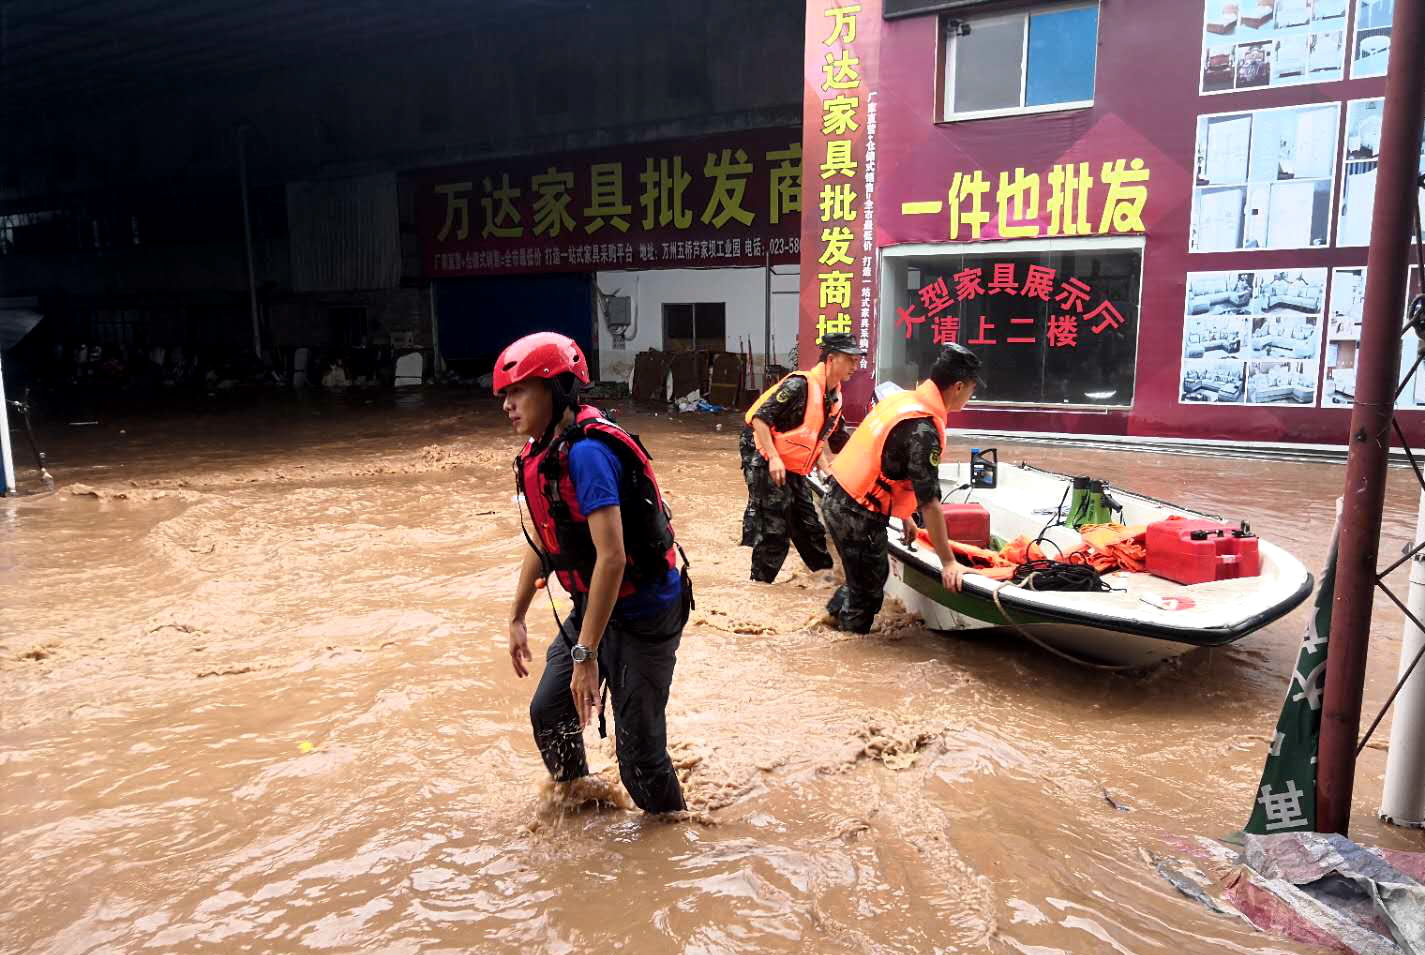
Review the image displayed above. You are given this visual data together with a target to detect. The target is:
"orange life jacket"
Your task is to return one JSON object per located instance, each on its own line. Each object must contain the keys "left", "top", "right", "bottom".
{"left": 743, "top": 363, "right": 843, "bottom": 475}
{"left": 830, "top": 380, "right": 948, "bottom": 522}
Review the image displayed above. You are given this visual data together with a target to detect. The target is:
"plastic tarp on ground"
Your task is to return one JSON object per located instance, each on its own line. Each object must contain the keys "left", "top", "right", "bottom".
{"left": 1159, "top": 833, "right": 1425, "bottom": 955}
{"left": 1231, "top": 833, "right": 1425, "bottom": 955}
{"left": 0, "top": 297, "right": 43, "bottom": 353}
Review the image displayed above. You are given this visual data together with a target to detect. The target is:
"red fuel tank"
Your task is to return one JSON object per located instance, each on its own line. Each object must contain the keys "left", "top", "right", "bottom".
{"left": 941, "top": 502, "right": 991, "bottom": 549}
{"left": 1145, "top": 518, "right": 1261, "bottom": 585}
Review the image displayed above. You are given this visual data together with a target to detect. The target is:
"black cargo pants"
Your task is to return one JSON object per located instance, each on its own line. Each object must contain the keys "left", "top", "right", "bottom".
{"left": 739, "top": 437, "right": 834, "bottom": 583}
{"left": 820, "top": 479, "right": 891, "bottom": 634}
{"left": 528, "top": 588, "right": 689, "bottom": 814}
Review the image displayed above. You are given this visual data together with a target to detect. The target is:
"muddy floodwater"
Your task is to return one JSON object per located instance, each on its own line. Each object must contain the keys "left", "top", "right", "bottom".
{"left": 3, "top": 392, "right": 1424, "bottom": 954}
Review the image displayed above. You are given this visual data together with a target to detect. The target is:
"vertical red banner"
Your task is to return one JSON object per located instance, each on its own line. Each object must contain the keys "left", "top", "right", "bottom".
{"left": 800, "top": 0, "right": 882, "bottom": 420}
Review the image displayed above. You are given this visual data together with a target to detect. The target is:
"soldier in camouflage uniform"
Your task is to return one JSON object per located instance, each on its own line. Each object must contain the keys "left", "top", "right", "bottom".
{"left": 823, "top": 343, "right": 983, "bottom": 633}
{"left": 739, "top": 333, "right": 861, "bottom": 582}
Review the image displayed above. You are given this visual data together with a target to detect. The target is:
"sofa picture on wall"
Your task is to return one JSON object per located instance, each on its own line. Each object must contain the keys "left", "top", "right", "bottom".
{"left": 1181, "top": 267, "right": 1327, "bottom": 407}
{"left": 1187, "top": 271, "right": 1256, "bottom": 314}
{"left": 1198, "top": 0, "right": 1346, "bottom": 93}
{"left": 1184, "top": 316, "right": 1250, "bottom": 359}
{"left": 1412, "top": 267, "right": 1425, "bottom": 408}
{"left": 1247, "top": 359, "right": 1317, "bottom": 405}
{"left": 1249, "top": 268, "right": 1326, "bottom": 314}
{"left": 1181, "top": 358, "right": 1247, "bottom": 404}
{"left": 1249, "top": 313, "right": 1321, "bottom": 360}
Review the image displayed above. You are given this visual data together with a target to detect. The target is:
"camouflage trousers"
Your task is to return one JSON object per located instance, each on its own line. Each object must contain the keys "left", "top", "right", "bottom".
{"left": 739, "top": 441, "right": 834, "bottom": 583}
{"left": 820, "top": 480, "right": 890, "bottom": 634}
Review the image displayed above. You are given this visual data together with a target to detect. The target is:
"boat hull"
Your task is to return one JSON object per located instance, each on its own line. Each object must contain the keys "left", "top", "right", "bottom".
{"left": 889, "top": 544, "right": 1220, "bottom": 667}
{"left": 809, "top": 464, "right": 1314, "bottom": 668}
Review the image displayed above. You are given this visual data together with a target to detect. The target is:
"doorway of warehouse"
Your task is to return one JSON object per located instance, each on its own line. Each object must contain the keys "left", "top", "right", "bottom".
{"left": 434, "top": 273, "right": 595, "bottom": 381}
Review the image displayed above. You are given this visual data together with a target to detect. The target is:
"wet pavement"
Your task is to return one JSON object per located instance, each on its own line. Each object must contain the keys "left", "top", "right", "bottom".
{"left": 3, "top": 390, "right": 1423, "bottom": 954}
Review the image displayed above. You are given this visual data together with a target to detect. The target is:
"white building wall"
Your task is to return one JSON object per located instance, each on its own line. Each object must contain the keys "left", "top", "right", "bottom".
{"left": 593, "top": 266, "right": 800, "bottom": 386}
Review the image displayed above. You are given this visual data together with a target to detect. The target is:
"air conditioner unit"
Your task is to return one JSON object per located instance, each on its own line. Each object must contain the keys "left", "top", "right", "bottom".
{"left": 605, "top": 296, "right": 632, "bottom": 333}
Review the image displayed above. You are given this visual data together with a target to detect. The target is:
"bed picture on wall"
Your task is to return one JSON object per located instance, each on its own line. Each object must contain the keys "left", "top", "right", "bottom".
{"left": 1351, "top": 0, "right": 1394, "bottom": 78}
{"left": 1197, "top": 0, "right": 1346, "bottom": 94}
{"left": 1336, "top": 98, "right": 1425, "bottom": 248}
{"left": 1325, "top": 266, "right": 1425, "bottom": 409}
{"left": 1190, "top": 103, "right": 1339, "bottom": 253}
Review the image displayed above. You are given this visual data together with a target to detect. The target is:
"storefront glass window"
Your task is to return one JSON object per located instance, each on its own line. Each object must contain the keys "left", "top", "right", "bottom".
{"left": 880, "top": 246, "right": 1141, "bottom": 408}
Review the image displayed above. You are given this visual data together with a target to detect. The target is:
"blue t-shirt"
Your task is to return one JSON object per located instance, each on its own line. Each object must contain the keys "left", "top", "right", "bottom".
{"left": 566, "top": 437, "right": 682, "bottom": 618}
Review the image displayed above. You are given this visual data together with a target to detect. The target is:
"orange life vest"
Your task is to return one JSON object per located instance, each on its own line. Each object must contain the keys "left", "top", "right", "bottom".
{"left": 829, "top": 379, "right": 948, "bottom": 522}
{"left": 743, "top": 363, "right": 843, "bottom": 476}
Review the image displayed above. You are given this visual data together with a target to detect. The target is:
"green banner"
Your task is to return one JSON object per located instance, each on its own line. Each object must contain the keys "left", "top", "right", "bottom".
{"left": 1243, "top": 519, "right": 1336, "bottom": 835}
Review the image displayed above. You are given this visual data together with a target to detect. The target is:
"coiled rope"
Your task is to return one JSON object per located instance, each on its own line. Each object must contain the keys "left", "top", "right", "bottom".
{"left": 988, "top": 562, "right": 1140, "bottom": 672}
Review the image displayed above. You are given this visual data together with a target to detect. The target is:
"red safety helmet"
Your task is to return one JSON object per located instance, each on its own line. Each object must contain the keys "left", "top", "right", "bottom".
{"left": 492, "top": 332, "right": 590, "bottom": 395}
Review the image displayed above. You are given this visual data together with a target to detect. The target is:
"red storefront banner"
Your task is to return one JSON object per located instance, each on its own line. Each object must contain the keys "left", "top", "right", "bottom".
{"left": 799, "top": 0, "right": 883, "bottom": 417}
{"left": 416, "top": 128, "right": 803, "bottom": 277}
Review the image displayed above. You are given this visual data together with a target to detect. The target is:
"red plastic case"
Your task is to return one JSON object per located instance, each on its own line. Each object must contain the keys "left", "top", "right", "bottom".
{"left": 1145, "top": 518, "right": 1261, "bottom": 585}
{"left": 941, "top": 503, "right": 991, "bottom": 548}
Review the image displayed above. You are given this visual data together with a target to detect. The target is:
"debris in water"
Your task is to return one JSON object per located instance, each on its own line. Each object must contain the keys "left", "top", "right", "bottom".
{"left": 1102, "top": 786, "right": 1131, "bottom": 811}
{"left": 1145, "top": 849, "right": 1242, "bottom": 919}
{"left": 831, "top": 721, "right": 945, "bottom": 772}
{"left": 66, "top": 484, "right": 127, "bottom": 500}
{"left": 836, "top": 818, "right": 872, "bottom": 842}
{"left": 195, "top": 666, "right": 256, "bottom": 679}
{"left": 148, "top": 622, "right": 202, "bottom": 635}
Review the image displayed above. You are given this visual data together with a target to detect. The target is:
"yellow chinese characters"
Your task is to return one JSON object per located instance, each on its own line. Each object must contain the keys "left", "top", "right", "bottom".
{"left": 900, "top": 159, "right": 1152, "bottom": 240}
{"left": 767, "top": 144, "right": 802, "bottom": 225}
{"left": 815, "top": 2, "right": 865, "bottom": 346}
{"left": 702, "top": 149, "right": 755, "bottom": 229}
{"left": 639, "top": 157, "right": 693, "bottom": 230}
{"left": 584, "top": 162, "right": 630, "bottom": 234}
{"left": 435, "top": 182, "right": 472, "bottom": 241}
{"left": 482, "top": 175, "right": 523, "bottom": 238}
{"left": 531, "top": 167, "right": 576, "bottom": 238}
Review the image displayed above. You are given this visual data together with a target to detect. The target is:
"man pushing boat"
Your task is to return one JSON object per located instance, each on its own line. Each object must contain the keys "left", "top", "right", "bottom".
{"left": 821, "top": 343, "right": 982, "bottom": 633}
{"left": 739, "top": 332, "right": 860, "bottom": 583}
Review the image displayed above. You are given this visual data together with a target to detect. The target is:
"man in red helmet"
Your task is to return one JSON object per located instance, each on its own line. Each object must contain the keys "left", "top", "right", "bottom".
{"left": 497, "top": 331, "right": 689, "bottom": 814}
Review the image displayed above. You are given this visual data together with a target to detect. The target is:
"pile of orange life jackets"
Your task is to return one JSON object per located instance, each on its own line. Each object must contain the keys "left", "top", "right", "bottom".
{"left": 915, "top": 518, "right": 1189, "bottom": 580}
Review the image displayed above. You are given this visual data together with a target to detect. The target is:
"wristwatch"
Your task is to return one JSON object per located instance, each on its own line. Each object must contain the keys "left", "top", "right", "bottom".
{"left": 570, "top": 643, "right": 595, "bottom": 663}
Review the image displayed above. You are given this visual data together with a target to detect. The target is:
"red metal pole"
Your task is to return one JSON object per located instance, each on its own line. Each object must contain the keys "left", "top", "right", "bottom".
{"left": 1317, "top": 0, "right": 1425, "bottom": 837}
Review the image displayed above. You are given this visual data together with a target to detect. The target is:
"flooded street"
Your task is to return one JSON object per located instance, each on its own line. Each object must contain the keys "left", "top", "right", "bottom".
{"left": 4, "top": 392, "right": 1424, "bottom": 954}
